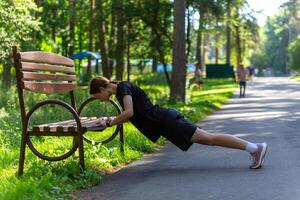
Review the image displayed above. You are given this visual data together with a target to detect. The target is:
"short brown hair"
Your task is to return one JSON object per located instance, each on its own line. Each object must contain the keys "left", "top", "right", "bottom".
{"left": 89, "top": 76, "right": 120, "bottom": 95}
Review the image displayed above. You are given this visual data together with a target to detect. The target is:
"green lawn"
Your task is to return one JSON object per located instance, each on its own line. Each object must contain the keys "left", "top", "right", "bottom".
{"left": 0, "top": 73, "right": 237, "bottom": 200}
{"left": 291, "top": 75, "right": 300, "bottom": 82}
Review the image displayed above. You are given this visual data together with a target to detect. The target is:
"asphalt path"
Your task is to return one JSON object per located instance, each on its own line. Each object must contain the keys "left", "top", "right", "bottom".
{"left": 77, "top": 77, "right": 300, "bottom": 200}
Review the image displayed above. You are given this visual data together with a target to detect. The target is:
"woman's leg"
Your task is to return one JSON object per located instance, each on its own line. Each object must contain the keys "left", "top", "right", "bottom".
{"left": 189, "top": 127, "right": 268, "bottom": 169}
{"left": 190, "top": 128, "right": 268, "bottom": 169}
{"left": 243, "top": 82, "right": 246, "bottom": 96}
{"left": 239, "top": 82, "right": 243, "bottom": 97}
{"left": 190, "top": 128, "right": 248, "bottom": 150}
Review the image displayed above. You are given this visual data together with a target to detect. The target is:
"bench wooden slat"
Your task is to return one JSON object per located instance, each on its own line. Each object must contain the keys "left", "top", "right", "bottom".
{"left": 22, "top": 72, "right": 76, "bottom": 81}
{"left": 20, "top": 52, "right": 74, "bottom": 66}
{"left": 35, "top": 117, "right": 94, "bottom": 127}
{"left": 31, "top": 117, "right": 108, "bottom": 133}
{"left": 21, "top": 62, "right": 75, "bottom": 74}
{"left": 22, "top": 81, "right": 77, "bottom": 93}
{"left": 28, "top": 132, "right": 77, "bottom": 136}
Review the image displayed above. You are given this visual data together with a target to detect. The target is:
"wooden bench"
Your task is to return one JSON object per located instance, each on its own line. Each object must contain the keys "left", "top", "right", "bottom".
{"left": 12, "top": 46, "right": 124, "bottom": 175}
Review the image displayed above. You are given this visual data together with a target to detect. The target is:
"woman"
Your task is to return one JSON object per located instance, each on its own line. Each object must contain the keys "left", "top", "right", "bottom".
{"left": 89, "top": 76, "right": 268, "bottom": 169}
{"left": 237, "top": 64, "right": 248, "bottom": 97}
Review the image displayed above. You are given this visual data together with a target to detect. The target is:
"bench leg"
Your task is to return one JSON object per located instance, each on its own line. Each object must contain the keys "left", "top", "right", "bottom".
{"left": 18, "top": 132, "right": 27, "bottom": 176}
{"left": 78, "top": 134, "right": 85, "bottom": 171}
{"left": 120, "top": 125, "right": 124, "bottom": 155}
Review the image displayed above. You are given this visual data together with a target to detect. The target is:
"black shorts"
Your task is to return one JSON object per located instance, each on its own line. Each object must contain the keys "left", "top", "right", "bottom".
{"left": 161, "top": 108, "right": 198, "bottom": 151}
{"left": 239, "top": 81, "right": 246, "bottom": 86}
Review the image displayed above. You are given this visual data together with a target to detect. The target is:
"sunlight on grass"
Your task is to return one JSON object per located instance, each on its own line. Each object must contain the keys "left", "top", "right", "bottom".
{"left": 192, "top": 88, "right": 236, "bottom": 96}
{"left": 291, "top": 75, "right": 300, "bottom": 82}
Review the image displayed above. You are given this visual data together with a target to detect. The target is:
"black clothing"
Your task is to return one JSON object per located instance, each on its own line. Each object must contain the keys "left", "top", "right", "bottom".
{"left": 239, "top": 81, "right": 246, "bottom": 97}
{"left": 115, "top": 81, "right": 197, "bottom": 151}
{"left": 161, "top": 108, "right": 196, "bottom": 151}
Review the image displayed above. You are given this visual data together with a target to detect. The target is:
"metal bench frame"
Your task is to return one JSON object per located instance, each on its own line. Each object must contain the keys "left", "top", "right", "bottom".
{"left": 12, "top": 46, "right": 124, "bottom": 176}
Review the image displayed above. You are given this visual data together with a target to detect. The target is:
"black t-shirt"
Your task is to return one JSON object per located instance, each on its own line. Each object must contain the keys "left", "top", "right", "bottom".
{"left": 116, "top": 81, "right": 167, "bottom": 142}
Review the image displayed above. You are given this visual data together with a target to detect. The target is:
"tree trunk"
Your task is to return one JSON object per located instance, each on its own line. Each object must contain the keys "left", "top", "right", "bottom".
{"left": 170, "top": 0, "right": 186, "bottom": 103}
{"left": 78, "top": 19, "right": 83, "bottom": 75}
{"left": 226, "top": 2, "right": 231, "bottom": 65}
{"left": 115, "top": 0, "right": 125, "bottom": 80}
{"left": 152, "top": 0, "right": 171, "bottom": 83}
{"left": 127, "top": 20, "right": 131, "bottom": 81}
{"left": 150, "top": 0, "right": 160, "bottom": 73}
{"left": 69, "top": 0, "right": 76, "bottom": 57}
{"left": 108, "top": 0, "right": 116, "bottom": 77}
{"left": 195, "top": 13, "right": 203, "bottom": 73}
{"left": 87, "top": 0, "right": 95, "bottom": 80}
{"left": 126, "top": 44, "right": 131, "bottom": 81}
{"left": 96, "top": 0, "right": 109, "bottom": 77}
{"left": 215, "top": 34, "right": 219, "bottom": 64}
{"left": 157, "top": 36, "right": 171, "bottom": 87}
{"left": 235, "top": 25, "right": 241, "bottom": 66}
{"left": 215, "top": 18, "right": 219, "bottom": 64}
{"left": 2, "top": 60, "right": 12, "bottom": 88}
{"left": 202, "top": 32, "right": 208, "bottom": 75}
{"left": 186, "top": 4, "right": 191, "bottom": 62}
{"left": 152, "top": 57, "right": 157, "bottom": 72}
{"left": 32, "top": 0, "right": 40, "bottom": 45}
{"left": 52, "top": 7, "right": 57, "bottom": 41}
{"left": 62, "top": 35, "right": 68, "bottom": 56}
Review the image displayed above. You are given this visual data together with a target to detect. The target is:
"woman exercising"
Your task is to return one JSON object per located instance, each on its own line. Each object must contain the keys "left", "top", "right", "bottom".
{"left": 89, "top": 76, "right": 268, "bottom": 169}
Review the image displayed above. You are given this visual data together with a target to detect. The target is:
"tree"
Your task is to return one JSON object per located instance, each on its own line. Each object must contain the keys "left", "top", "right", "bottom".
{"left": 250, "top": 51, "right": 267, "bottom": 76}
{"left": 136, "top": 0, "right": 173, "bottom": 86}
{"left": 0, "top": 0, "right": 38, "bottom": 87}
{"left": 69, "top": 0, "right": 76, "bottom": 57}
{"left": 115, "top": 0, "right": 125, "bottom": 80}
{"left": 86, "top": 0, "right": 95, "bottom": 80}
{"left": 225, "top": 0, "right": 232, "bottom": 65}
{"left": 263, "top": 13, "right": 290, "bottom": 74}
{"left": 228, "top": 0, "right": 258, "bottom": 67}
{"left": 108, "top": 0, "right": 117, "bottom": 78}
{"left": 96, "top": 0, "right": 109, "bottom": 77}
{"left": 170, "top": 0, "right": 186, "bottom": 102}
{"left": 190, "top": 0, "right": 220, "bottom": 74}
{"left": 214, "top": 0, "right": 224, "bottom": 64}
{"left": 288, "top": 36, "right": 300, "bottom": 71}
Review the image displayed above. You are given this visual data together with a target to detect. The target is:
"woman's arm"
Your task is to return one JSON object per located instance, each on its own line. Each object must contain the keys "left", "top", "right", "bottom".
{"left": 107, "top": 95, "right": 134, "bottom": 126}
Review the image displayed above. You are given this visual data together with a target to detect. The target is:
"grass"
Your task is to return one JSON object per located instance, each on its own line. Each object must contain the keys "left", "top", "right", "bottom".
{"left": 0, "top": 72, "right": 237, "bottom": 199}
{"left": 291, "top": 75, "right": 300, "bottom": 82}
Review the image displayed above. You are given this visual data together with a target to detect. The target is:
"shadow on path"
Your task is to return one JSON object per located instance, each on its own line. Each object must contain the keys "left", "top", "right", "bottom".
{"left": 76, "top": 77, "right": 300, "bottom": 200}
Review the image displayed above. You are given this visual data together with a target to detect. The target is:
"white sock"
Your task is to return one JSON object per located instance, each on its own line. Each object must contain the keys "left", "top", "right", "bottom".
{"left": 245, "top": 142, "right": 258, "bottom": 154}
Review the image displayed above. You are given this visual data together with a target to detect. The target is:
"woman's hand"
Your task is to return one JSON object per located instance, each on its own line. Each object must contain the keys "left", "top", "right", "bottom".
{"left": 96, "top": 118, "right": 108, "bottom": 126}
{"left": 107, "top": 95, "right": 134, "bottom": 126}
{"left": 105, "top": 116, "right": 116, "bottom": 127}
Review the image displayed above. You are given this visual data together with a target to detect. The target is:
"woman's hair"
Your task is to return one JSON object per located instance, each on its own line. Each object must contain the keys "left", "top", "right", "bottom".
{"left": 89, "top": 76, "right": 120, "bottom": 95}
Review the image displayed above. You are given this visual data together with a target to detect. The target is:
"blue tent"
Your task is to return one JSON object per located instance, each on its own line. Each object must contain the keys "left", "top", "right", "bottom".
{"left": 70, "top": 51, "right": 101, "bottom": 60}
{"left": 70, "top": 51, "right": 101, "bottom": 74}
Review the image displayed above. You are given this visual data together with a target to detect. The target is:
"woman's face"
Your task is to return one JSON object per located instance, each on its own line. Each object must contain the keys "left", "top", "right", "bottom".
{"left": 92, "top": 88, "right": 110, "bottom": 101}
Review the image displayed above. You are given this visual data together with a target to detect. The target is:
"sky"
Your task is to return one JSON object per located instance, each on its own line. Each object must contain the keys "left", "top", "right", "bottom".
{"left": 247, "top": 0, "right": 288, "bottom": 26}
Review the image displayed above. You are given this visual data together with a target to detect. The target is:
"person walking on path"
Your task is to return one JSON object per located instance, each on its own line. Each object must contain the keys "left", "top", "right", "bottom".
{"left": 247, "top": 66, "right": 254, "bottom": 81}
{"left": 237, "top": 64, "right": 248, "bottom": 97}
{"left": 89, "top": 76, "right": 268, "bottom": 169}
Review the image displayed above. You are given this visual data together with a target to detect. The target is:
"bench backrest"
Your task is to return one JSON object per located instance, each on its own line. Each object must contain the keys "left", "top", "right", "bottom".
{"left": 12, "top": 47, "right": 77, "bottom": 94}
{"left": 12, "top": 46, "right": 78, "bottom": 126}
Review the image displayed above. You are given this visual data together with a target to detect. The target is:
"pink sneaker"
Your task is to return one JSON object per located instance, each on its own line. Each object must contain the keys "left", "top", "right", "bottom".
{"left": 250, "top": 143, "right": 268, "bottom": 169}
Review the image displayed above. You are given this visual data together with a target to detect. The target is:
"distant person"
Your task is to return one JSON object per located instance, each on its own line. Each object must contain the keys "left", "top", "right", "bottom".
{"left": 254, "top": 68, "right": 259, "bottom": 76}
{"left": 89, "top": 76, "right": 268, "bottom": 169}
{"left": 247, "top": 66, "right": 254, "bottom": 81}
{"left": 194, "top": 69, "right": 203, "bottom": 90}
{"left": 237, "top": 64, "right": 248, "bottom": 97}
